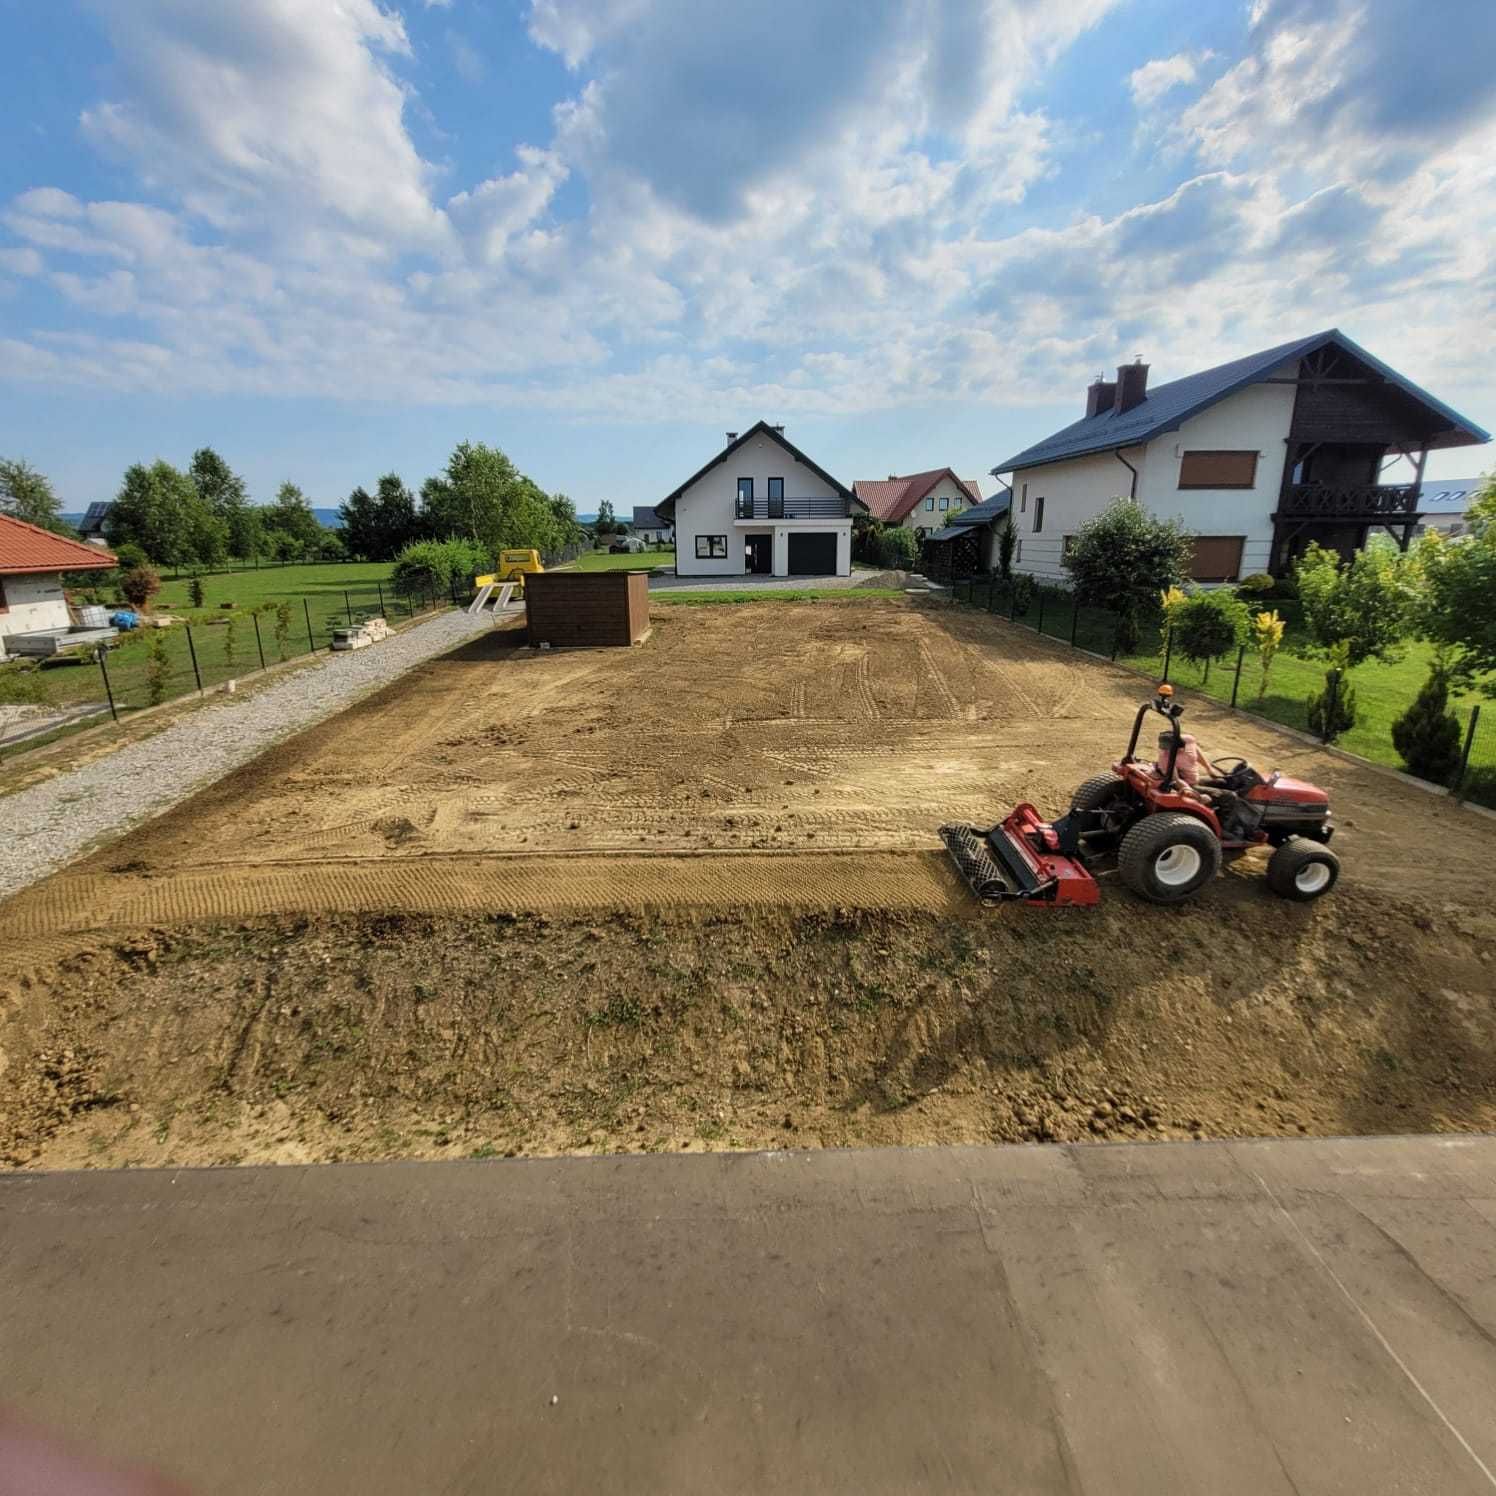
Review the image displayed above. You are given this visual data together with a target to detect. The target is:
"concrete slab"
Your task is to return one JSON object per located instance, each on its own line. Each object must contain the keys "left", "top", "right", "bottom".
{"left": 4, "top": 1137, "right": 1496, "bottom": 1494}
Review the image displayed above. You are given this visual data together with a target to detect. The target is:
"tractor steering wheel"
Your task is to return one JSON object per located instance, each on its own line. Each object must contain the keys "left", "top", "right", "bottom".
{"left": 1209, "top": 756, "right": 1250, "bottom": 775}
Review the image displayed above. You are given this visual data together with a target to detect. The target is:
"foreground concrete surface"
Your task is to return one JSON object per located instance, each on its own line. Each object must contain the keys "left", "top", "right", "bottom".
{"left": 4, "top": 1137, "right": 1496, "bottom": 1495}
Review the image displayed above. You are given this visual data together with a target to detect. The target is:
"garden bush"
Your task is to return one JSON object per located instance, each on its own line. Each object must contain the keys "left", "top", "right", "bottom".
{"left": 1236, "top": 572, "right": 1274, "bottom": 596}
{"left": 120, "top": 565, "right": 161, "bottom": 610}
{"left": 1391, "top": 660, "right": 1463, "bottom": 784}
{"left": 1169, "top": 589, "right": 1249, "bottom": 678}
{"left": 1062, "top": 499, "right": 1193, "bottom": 650}
{"left": 1306, "top": 642, "right": 1357, "bottom": 742}
{"left": 1011, "top": 573, "right": 1037, "bottom": 617}
{"left": 391, "top": 538, "right": 490, "bottom": 597}
{"left": 875, "top": 526, "right": 921, "bottom": 571}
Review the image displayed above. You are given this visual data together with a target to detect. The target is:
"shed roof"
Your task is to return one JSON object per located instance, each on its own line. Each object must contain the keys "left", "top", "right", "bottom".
{"left": 632, "top": 506, "right": 667, "bottom": 528}
{"left": 0, "top": 513, "right": 116, "bottom": 574}
{"left": 994, "top": 329, "right": 1491, "bottom": 475}
{"left": 947, "top": 492, "right": 1011, "bottom": 528}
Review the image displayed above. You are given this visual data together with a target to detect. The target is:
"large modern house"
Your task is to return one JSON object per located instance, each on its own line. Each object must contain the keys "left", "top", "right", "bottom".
{"left": 853, "top": 469, "right": 983, "bottom": 534}
{"left": 656, "top": 422, "right": 865, "bottom": 578}
{"left": 992, "top": 330, "right": 1490, "bottom": 584}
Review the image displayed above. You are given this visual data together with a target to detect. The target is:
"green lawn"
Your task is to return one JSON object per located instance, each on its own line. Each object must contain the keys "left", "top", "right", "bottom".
{"left": 4, "top": 561, "right": 439, "bottom": 723}
{"left": 564, "top": 549, "right": 675, "bottom": 572}
{"left": 953, "top": 578, "right": 1496, "bottom": 802}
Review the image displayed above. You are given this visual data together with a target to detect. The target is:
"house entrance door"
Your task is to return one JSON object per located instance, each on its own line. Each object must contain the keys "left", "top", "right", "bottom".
{"left": 745, "top": 535, "right": 772, "bottom": 574}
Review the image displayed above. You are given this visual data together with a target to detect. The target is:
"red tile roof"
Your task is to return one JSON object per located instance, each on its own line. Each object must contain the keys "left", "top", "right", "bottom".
{"left": 852, "top": 469, "right": 983, "bottom": 524}
{"left": 0, "top": 512, "right": 116, "bottom": 574}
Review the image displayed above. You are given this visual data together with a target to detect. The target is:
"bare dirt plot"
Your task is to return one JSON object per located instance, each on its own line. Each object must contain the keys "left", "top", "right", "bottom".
{"left": 3, "top": 599, "right": 1496, "bottom": 1170}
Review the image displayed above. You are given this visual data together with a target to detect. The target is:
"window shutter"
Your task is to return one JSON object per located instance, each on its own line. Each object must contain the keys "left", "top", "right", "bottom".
{"left": 1188, "top": 536, "right": 1245, "bottom": 582}
{"left": 1178, "top": 451, "right": 1258, "bottom": 488}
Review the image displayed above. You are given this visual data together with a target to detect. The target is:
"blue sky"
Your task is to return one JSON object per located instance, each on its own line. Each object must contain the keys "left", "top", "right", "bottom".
{"left": 2, "top": 0, "right": 1494, "bottom": 512}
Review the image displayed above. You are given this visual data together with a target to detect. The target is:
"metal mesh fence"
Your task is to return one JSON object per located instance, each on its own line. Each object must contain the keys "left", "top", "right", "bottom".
{"left": 948, "top": 575, "right": 1495, "bottom": 810}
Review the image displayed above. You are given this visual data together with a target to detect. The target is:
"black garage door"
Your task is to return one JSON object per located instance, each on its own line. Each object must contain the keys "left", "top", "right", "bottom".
{"left": 787, "top": 532, "right": 838, "bottom": 576}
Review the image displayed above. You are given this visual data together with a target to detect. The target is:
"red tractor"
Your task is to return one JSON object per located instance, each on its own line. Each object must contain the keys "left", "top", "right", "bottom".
{"left": 940, "top": 685, "right": 1339, "bottom": 908}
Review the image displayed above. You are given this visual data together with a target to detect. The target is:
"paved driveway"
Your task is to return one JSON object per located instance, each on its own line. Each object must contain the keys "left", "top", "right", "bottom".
{"left": 6, "top": 1135, "right": 1496, "bottom": 1494}
{"left": 649, "top": 568, "right": 885, "bottom": 591}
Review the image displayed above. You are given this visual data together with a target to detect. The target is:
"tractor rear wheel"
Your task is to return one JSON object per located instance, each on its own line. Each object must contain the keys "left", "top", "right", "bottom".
{"left": 1069, "top": 773, "right": 1136, "bottom": 849}
{"left": 1118, "top": 813, "right": 1221, "bottom": 904}
{"left": 1266, "top": 838, "right": 1340, "bottom": 902}
{"left": 1070, "top": 773, "right": 1127, "bottom": 812}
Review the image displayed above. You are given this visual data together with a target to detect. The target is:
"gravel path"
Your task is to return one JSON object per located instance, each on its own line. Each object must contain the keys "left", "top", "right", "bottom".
{"left": 0, "top": 610, "right": 490, "bottom": 902}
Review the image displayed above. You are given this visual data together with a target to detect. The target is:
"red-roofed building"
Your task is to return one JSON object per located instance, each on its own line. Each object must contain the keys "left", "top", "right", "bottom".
{"left": 0, "top": 514, "right": 116, "bottom": 659}
{"left": 852, "top": 469, "right": 983, "bottom": 533}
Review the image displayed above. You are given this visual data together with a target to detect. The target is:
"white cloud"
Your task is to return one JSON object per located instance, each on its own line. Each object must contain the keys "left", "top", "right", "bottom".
{"left": 1128, "top": 51, "right": 1210, "bottom": 108}
{"left": 447, "top": 30, "right": 484, "bottom": 83}
{"left": 78, "top": 0, "right": 448, "bottom": 255}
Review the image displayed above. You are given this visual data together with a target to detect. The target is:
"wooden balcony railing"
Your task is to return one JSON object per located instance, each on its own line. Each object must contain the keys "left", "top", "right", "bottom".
{"left": 1281, "top": 483, "right": 1420, "bottom": 518}
{"left": 734, "top": 497, "right": 850, "bottom": 520}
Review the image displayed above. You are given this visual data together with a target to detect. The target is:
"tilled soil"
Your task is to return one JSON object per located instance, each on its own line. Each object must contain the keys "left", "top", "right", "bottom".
{"left": 4, "top": 881, "right": 1495, "bottom": 1170}
{"left": 3, "top": 599, "right": 1496, "bottom": 1169}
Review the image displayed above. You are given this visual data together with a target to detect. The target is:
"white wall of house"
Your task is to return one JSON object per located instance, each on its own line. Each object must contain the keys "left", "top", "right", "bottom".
{"left": 1008, "top": 368, "right": 1296, "bottom": 585}
{"left": 0, "top": 572, "right": 73, "bottom": 657}
{"left": 906, "top": 475, "right": 974, "bottom": 533}
{"left": 671, "top": 430, "right": 852, "bottom": 577}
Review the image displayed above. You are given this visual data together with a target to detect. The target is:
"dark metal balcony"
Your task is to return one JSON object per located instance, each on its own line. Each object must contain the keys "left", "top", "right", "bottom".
{"left": 734, "top": 496, "right": 850, "bottom": 520}
{"left": 1280, "top": 483, "right": 1420, "bottom": 518}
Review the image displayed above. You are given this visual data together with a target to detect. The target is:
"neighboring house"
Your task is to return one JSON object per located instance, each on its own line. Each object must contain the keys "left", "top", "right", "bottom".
{"left": 992, "top": 329, "right": 1490, "bottom": 585}
{"left": 853, "top": 470, "right": 984, "bottom": 534}
{"left": 1415, "top": 478, "right": 1487, "bottom": 537}
{"left": 921, "top": 491, "right": 1014, "bottom": 580}
{"left": 0, "top": 513, "right": 116, "bottom": 659}
{"left": 655, "top": 422, "right": 866, "bottom": 578}
{"left": 78, "top": 501, "right": 113, "bottom": 546}
{"left": 630, "top": 506, "right": 672, "bottom": 544}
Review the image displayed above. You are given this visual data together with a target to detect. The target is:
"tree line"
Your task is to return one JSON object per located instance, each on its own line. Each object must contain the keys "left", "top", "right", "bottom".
{"left": 0, "top": 439, "right": 584, "bottom": 570}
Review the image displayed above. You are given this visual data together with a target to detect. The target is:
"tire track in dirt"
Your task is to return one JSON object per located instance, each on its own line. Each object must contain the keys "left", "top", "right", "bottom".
{"left": 916, "top": 639, "right": 964, "bottom": 720}
{"left": 0, "top": 849, "right": 970, "bottom": 948}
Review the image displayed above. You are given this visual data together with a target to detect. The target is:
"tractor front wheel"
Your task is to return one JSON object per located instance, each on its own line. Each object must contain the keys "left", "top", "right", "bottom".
{"left": 1118, "top": 813, "right": 1221, "bottom": 905}
{"left": 1265, "top": 839, "right": 1340, "bottom": 902}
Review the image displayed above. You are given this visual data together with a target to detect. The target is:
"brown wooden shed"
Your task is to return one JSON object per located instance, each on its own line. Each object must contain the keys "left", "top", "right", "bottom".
{"left": 524, "top": 570, "right": 651, "bottom": 648}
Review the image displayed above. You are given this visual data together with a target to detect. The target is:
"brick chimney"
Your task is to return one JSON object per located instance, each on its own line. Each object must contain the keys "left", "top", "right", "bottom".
{"left": 1114, "top": 357, "right": 1149, "bottom": 414}
{"left": 1085, "top": 375, "right": 1116, "bottom": 418}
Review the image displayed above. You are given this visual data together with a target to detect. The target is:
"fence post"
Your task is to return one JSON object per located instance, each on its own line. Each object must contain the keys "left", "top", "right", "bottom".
{"left": 1069, "top": 596, "right": 1079, "bottom": 648}
{"left": 1036, "top": 589, "right": 1046, "bottom": 636}
{"left": 95, "top": 645, "right": 118, "bottom": 722}
{"left": 252, "top": 611, "right": 267, "bottom": 672}
{"left": 344, "top": 590, "right": 354, "bottom": 625}
{"left": 304, "top": 598, "right": 316, "bottom": 653}
{"left": 1230, "top": 645, "right": 1245, "bottom": 709}
{"left": 185, "top": 624, "right": 204, "bottom": 696}
{"left": 377, "top": 581, "right": 386, "bottom": 616}
{"left": 1454, "top": 704, "right": 1481, "bottom": 802}
{"left": 1161, "top": 626, "right": 1173, "bottom": 683}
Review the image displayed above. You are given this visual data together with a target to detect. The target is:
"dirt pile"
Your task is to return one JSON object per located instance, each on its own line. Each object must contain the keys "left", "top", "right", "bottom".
{"left": 5, "top": 880, "right": 1494, "bottom": 1170}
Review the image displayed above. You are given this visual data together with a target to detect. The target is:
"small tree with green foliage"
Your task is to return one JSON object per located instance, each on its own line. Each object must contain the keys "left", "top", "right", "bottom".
{"left": 120, "top": 565, "right": 161, "bottom": 611}
{"left": 274, "top": 601, "right": 293, "bottom": 661}
{"left": 876, "top": 526, "right": 920, "bottom": 571}
{"left": 112, "top": 541, "right": 149, "bottom": 573}
{"left": 1169, "top": 589, "right": 1249, "bottom": 683}
{"left": 1294, "top": 540, "right": 1413, "bottom": 667}
{"left": 392, "top": 538, "right": 489, "bottom": 598}
{"left": 146, "top": 630, "right": 170, "bottom": 706}
{"left": 1251, "top": 609, "right": 1285, "bottom": 703}
{"left": 1412, "top": 478, "right": 1496, "bottom": 695}
{"left": 189, "top": 576, "right": 205, "bottom": 609}
{"left": 1391, "top": 658, "right": 1463, "bottom": 784}
{"left": 1062, "top": 499, "right": 1193, "bottom": 650}
{"left": 595, "top": 499, "right": 618, "bottom": 537}
{"left": 996, "top": 516, "right": 1016, "bottom": 580}
{"left": 1307, "top": 640, "right": 1357, "bottom": 742}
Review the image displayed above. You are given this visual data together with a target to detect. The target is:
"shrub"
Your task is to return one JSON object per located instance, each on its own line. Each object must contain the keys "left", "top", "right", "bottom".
{"left": 112, "top": 541, "right": 149, "bottom": 572}
{"left": 1306, "top": 641, "right": 1357, "bottom": 742}
{"left": 1295, "top": 541, "right": 1413, "bottom": 667}
{"left": 876, "top": 525, "right": 920, "bottom": 571}
{"left": 1062, "top": 498, "right": 1193, "bottom": 650}
{"left": 223, "top": 614, "right": 238, "bottom": 668}
{"left": 274, "top": 601, "right": 293, "bottom": 661}
{"left": 120, "top": 565, "right": 161, "bottom": 610}
{"left": 1391, "top": 660, "right": 1463, "bottom": 785}
{"left": 853, "top": 517, "right": 885, "bottom": 564}
{"left": 1251, "top": 609, "right": 1285, "bottom": 702}
{"left": 189, "top": 576, "right": 205, "bottom": 609}
{"left": 145, "top": 630, "right": 170, "bottom": 706}
{"left": 392, "top": 538, "right": 490, "bottom": 597}
{"left": 1170, "top": 590, "right": 1249, "bottom": 679}
{"left": 1236, "top": 572, "right": 1274, "bottom": 596}
{"left": 1011, "top": 573, "right": 1037, "bottom": 617}
{"left": 996, "top": 517, "right": 1016, "bottom": 580}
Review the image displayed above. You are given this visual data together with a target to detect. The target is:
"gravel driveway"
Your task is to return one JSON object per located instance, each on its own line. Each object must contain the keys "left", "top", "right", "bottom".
{"left": 0, "top": 610, "right": 490, "bottom": 902}
{"left": 649, "top": 570, "right": 882, "bottom": 592}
